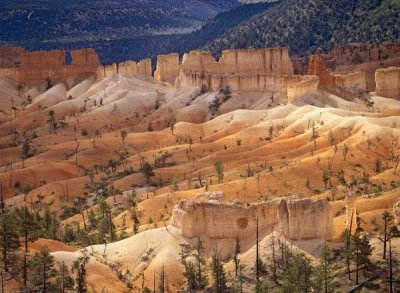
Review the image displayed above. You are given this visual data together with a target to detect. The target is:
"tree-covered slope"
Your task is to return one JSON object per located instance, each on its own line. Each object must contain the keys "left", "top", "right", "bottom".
{"left": 203, "top": 0, "right": 400, "bottom": 57}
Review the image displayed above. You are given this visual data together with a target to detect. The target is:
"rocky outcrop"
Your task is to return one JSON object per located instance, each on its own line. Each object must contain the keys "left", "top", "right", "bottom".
{"left": 98, "top": 59, "right": 152, "bottom": 78}
{"left": 375, "top": 67, "right": 400, "bottom": 99}
{"left": 70, "top": 48, "right": 100, "bottom": 66}
{"left": 176, "top": 48, "right": 296, "bottom": 94}
{"left": 308, "top": 55, "right": 335, "bottom": 85}
{"left": 154, "top": 53, "right": 180, "bottom": 84}
{"left": 0, "top": 45, "right": 26, "bottom": 67}
{"left": 170, "top": 196, "right": 333, "bottom": 241}
{"left": 287, "top": 75, "right": 319, "bottom": 103}
{"left": 0, "top": 47, "right": 153, "bottom": 83}
{"left": 333, "top": 71, "right": 366, "bottom": 95}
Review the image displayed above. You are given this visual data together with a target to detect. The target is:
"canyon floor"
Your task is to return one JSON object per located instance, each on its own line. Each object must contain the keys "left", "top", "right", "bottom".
{"left": 0, "top": 70, "right": 399, "bottom": 292}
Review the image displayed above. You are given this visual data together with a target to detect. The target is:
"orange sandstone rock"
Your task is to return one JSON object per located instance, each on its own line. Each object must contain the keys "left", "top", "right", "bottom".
{"left": 154, "top": 53, "right": 180, "bottom": 84}
{"left": 170, "top": 196, "right": 333, "bottom": 241}
{"left": 375, "top": 67, "right": 400, "bottom": 99}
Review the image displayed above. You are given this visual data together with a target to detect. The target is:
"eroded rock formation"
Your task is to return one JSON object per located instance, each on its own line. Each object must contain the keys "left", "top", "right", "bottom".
{"left": 176, "top": 48, "right": 298, "bottom": 94}
{"left": 287, "top": 75, "right": 319, "bottom": 103}
{"left": 0, "top": 45, "right": 26, "bottom": 67}
{"left": 170, "top": 196, "right": 333, "bottom": 241}
{"left": 0, "top": 47, "right": 152, "bottom": 83}
{"left": 154, "top": 53, "right": 180, "bottom": 84}
{"left": 375, "top": 67, "right": 400, "bottom": 99}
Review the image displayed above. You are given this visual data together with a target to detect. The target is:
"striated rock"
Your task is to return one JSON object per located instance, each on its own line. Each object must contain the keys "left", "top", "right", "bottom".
{"left": 170, "top": 196, "right": 333, "bottom": 241}
{"left": 154, "top": 53, "right": 180, "bottom": 84}
{"left": 308, "top": 54, "right": 335, "bottom": 85}
{"left": 375, "top": 67, "right": 400, "bottom": 99}
{"left": 70, "top": 48, "right": 100, "bottom": 66}
{"left": 333, "top": 71, "right": 366, "bottom": 95}
{"left": 177, "top": 48, "right": 295, "bottom": 94}
{"left": 0, "top": 45, "right": 26, "bottom": 67}
{"left": 100, "top": 59, "right": 152, "bottom": 78}
{"left": 0, "top": 46, "right": 153, "bottom": 83}
{"left": 287, "top": 75, "right": 319, "bottom": 103}
{"left": 394, "top": 202, "right": 400, "bottom": 226}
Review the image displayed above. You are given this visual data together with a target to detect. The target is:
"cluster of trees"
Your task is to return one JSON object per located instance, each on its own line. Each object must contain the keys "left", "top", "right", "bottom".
{"left": 174, "top": 211, "right": 400, "bottom": 293}
{"left": 204, "top": 0, "right": 400, "bottom": 58}
{"left": 0, "top": 206, "right": 89, "bottom": 292}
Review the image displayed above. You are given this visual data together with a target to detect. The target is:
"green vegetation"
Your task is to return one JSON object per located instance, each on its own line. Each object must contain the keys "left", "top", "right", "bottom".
{"left": 204, "top": 0, "right": 400, "bottom": 57}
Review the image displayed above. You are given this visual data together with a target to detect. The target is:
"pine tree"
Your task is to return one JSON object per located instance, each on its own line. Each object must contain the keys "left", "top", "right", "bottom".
{"left": 126, "top": 191, "right": 140, "bottom": 234}
{"left": 0, "top": 212, "right": 20, "bottom": 272}
{"left": 30, "top": 246, "right": 57, "bottom": 291}
{"left": 314, "top": 243, "right": 335, "bottom": 293}
{"left": 15, "top": 206, "right": 39, "bottom": 288}
{"left": 280, "top": 250, "right": 313, "bottom": 293}
{"left": 72, "top": 248, "right": 90, "bottom": 293}
{"left": 194, "top": 237, "right": 208, "bottom": 289}
{"left": 211, "top": 247, "right": 228, "bottom": 293}
{"left": 214, "top": 161, "right": 224, "bottom": 183}
{"left": 376, "top": 211, "right": 400, "bottom": 260}
{"left": 55, "top": 261, "right": 75, "bottom": 293}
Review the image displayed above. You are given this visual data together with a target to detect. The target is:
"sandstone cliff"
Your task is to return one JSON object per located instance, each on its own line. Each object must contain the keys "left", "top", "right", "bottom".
{"left": 98, "top": 59, "right": 152, "bottom": 78}
{"left": 170, "top": 196, "right": 333, "bottom": 241}
{"left": 375, "top": 67, "right": 400, "bottom": 99}
{"left": 154, "top": 53, "right": 180, "bottom": 84}
{"left": 176, "top": 48, "right": 296, "bottom": 94}
{"left": 287, "top": 75, "right": 319, "bottom": 103}
{"left": 0, "top": 45, "right": 26, "bottom": 67}
{"left": 0, "top": 47, "right": 153, "bottom": 83}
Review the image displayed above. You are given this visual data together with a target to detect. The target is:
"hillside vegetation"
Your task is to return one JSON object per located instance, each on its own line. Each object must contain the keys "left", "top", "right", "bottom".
{"left": 204, "top": 0, "right": 400, "bottom": 56}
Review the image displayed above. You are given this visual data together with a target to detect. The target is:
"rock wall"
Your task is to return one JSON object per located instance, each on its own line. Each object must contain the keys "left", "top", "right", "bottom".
{"left": 0, "top": 45, "right": 26, "bottom": 67}
{"left": 333, "top": 71, "right": 367, "bottom": 95}
{"left": 98, "top": 59, "right": 152, "bottom": 78}
{"left": 170, "top": 196, "right": 333, "bottom": 241}
{"left": 0, "top": 47, "right": 153, "bottom": 83}
{"left": 308, "top": 55, "right": 336, "bottom": 85}
{"left": 287, "top": 75, "right": 319, "bottom": 103}
{"left": 154, "top": 53, "right": 180, "bottom": 84}
{"left": 176, "top": 48, "right": 295, "bottom": 94}
{"left": 375, "top": 67, "right": 400, "bottom": 99}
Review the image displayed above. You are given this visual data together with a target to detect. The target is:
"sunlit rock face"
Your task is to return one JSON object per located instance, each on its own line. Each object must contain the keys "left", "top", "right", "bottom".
{"left": 375, "top": 67, "right": 400, "bottom": 99}
{"left": 170, "top": 196, "right": 333, "bottom": 241}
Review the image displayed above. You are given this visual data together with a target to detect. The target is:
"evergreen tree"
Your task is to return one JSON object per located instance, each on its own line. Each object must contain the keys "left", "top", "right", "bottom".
{"left": 179, "top": 243, "right": 196, "bottom": 291}
{"left": 0, "top": 212, "right": 20, "bottom": 272}
{"left": 139, "top": 162, "right": 155, "bottom": 185}
{"left": 126, "top": 191, "right": 140, "bottom": 234}
{"left": 351, "top": 234, "right": 373, "bottom": 285}
{"left": 15, "top": 206, "right": 39, "bottom": 288}
{"left": 376, "top": 211, "right": 400, "bottom": 260}
{"left": 30, "top": 246, "right": 57, "bottom": 291}
{"left": 314, "top": 243, "right": 335, "bottom": 293}
{"left": 214, "top": 161, "right": 224, "bottom": 183}
{"left": 280, "top": 250, "right": 313, "bottom": 293}
{"left": 194, "top": 237, "right": 208, "bottom": 289}
{"left": 211, "top": 247, "right": 228, "bottom": 293}
{"left": 72, "top": 248, "right": 90, "bottom": 293}
{"left": 55, "top": 261, "right": 75, "bottom": 293}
